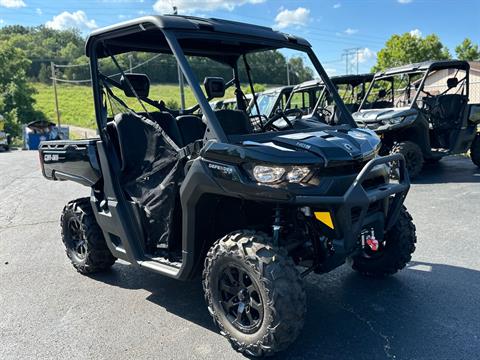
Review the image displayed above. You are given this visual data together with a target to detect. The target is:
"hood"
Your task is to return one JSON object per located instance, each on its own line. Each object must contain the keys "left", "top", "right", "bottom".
{"left": 240, "top": 127, "right": 380, "bottom": 166}
{"left": 352, "top": 107, "right": 416, "bottom": 124}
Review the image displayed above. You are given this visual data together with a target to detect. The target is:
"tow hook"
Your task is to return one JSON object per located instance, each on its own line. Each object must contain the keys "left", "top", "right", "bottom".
{"left": 361, "top": 229, "right": 379, "bottom": 251}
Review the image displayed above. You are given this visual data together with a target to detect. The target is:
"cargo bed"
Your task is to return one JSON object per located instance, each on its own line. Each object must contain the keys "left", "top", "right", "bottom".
{"left": 39, "top": 139, "right": 101, "bottom": 186}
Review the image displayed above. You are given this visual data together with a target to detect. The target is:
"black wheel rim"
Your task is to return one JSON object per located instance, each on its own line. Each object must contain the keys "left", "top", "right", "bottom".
{"left": 67, "top": 216, "right": 86, "bottom": 259}
{"left": 218, "top": 264, "right": 264, "bottom": 333}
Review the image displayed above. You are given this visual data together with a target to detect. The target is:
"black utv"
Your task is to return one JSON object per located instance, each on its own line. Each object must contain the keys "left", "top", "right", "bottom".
{"left": 38, "top": 15, "right": 417, "bottom": 357}
{"left": 283, "top": 73, "right": 374, "bottom": 123}
{"left": 248, "top": 85, "right": 294, "bottom": 119}
{"left": 353, "top": 61, "right": 480, "bottom": 178}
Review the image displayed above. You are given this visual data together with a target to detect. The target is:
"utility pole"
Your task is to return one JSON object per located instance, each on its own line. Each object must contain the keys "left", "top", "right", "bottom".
{"left": 173, "top": 5, "right": 186, "bottom": 113}
{"left": 128, "top": 54, "right": 133, "bottom": 73}
{"left": 356, "top": 50, "right": 359, "bottom": 75}
{"left": 50, "top": 62, "right": 61, "bottom": 128}
{"left": 286, "top": 58, "right": 290, "bottom": 86}
{"left": 342, "top": 48, "right": 362, "bottom": 75}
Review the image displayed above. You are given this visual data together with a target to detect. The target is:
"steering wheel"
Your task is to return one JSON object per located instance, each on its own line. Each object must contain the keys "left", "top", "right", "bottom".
{"left": 316, "top": 107, "right": 332, "bottom": 119}
{"left": 249, "top": 114, "right": 269, "bottom": 130}
{"left": 262, "top": 111, "right": 295, "bottom": 131}
{"left": 283, "top": 108, "right": 304, "bottom": 120}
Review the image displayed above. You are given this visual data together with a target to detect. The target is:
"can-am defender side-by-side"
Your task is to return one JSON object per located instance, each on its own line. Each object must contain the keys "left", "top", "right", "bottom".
{"left": 38, "top": 16, "right": 416, "bottom": 357}
{"left": 286, "top": 74, "right": 373, "bottom": 117}
{"left": 248, "top": 85, "right": 294, "bottom": 118}
{"left": 282, "top": 73, "right": 374, "bottom": 124}
{"left": 353, "top": 61, "right": 480, "bottom": 178}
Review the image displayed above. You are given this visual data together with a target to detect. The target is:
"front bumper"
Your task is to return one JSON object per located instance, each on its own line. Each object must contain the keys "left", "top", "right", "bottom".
{"left": 293, "top": 153, "right": 409, "bottom": 255}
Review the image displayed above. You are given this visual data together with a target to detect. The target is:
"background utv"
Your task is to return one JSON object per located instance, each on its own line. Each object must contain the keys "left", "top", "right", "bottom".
{"left": 38, "top": 15, "right": 417, "bottom": 357}
{"left": 353, "top": 61, "right": 480, "bottom": 178}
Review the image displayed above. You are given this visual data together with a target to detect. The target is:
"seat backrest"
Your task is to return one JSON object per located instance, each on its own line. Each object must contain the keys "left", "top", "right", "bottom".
{"left": 139, "top": 111, "right": 183, "bottom": 148}
{"left": 113, "top": 112, "right": 156, "bottom": 178}
{"left": 213, "top": 109, "right": 253, "bottom": 136}
{"left": 437, "top": 94, "right": 466, "bottom": 120}
{"left": 176, "top": 115, "right": 206, "bottom": 145}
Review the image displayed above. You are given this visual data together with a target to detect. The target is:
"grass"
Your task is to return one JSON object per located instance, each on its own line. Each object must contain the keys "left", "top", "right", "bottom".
{"left": 32, "top": 82, "right": 242, "bottom": 129}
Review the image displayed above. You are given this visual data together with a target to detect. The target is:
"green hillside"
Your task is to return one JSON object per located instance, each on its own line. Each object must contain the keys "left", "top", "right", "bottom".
{"left": 32, "top": 83, "right": 210, "bottom": 129}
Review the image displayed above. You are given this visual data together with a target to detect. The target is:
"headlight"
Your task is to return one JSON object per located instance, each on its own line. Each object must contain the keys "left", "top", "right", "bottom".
{"left": 253, "top": 166, "right": 285, "bottom": 183}
{"left": 385, "top": 114, "right": 417, "bottom": 125}
{"left": 252, "top": 165, "right": 311, "bottom": 184}
{"left": 286, "top": 166, "right": 310, "bottom": 183}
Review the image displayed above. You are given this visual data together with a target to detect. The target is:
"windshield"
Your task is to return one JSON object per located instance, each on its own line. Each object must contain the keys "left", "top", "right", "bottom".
{"left": 337, "top": 82, "right": 368, "bottom": 106}
{"left": 249, "top": 92, "right": 276, "bottom": 116}
{"left": 94, "top": 29, "right": 356, "bottom": 142}
{"left": 360, "top": 71, "right": 426, "bottom": 110}
{"left": 285, "top": 84, "right": 325, "bottom": 115}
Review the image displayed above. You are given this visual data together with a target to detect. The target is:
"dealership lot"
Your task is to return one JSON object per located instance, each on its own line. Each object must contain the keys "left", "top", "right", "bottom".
{"left": 1, "top": 150, "right": 479, "bottom": 360}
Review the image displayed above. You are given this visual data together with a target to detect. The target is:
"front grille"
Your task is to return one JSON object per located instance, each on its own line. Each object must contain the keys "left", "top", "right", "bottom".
{"left": 351, "top": 201, "right": 383, "bottom": 223}
{"left": 317, "top": 159, "right": 371, "bottom": 176}
{"left": 362, "top": 176, "right": 387, "bottom": 190}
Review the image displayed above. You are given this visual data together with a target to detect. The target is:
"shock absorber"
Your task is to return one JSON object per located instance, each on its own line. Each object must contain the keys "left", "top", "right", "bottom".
{"left": 272, "top": 204, "right": 284, "bottom": 246}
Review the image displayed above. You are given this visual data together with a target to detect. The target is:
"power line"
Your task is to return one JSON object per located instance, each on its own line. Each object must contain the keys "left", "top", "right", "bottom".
{"left": 342, "top": 48, "right": 362, "bottom": 75}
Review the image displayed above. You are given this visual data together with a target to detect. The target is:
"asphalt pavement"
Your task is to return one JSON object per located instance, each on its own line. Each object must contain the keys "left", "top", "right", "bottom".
{"left": 1, "top": 150, "right": 479, "bottom": 360}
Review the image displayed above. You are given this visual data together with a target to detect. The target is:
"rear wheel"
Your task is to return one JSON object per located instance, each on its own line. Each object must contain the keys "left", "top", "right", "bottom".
{"left": 350, "top": 207, "right": 416, "bottom": 277}
{"left": 470, "top": 134, "right": 480, "bottom": 168}
{"left": 203, "top": 230, "right": 306, "bottom": 357}
{"left": 391, "top": 141, "right": 424, "bottom": 179}
{"left": 61, "top": 198, "right": 116, "bottom": 274}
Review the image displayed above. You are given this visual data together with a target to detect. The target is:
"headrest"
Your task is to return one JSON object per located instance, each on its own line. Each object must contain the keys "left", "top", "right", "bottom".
{"left": 378, "top": 89, "right": 387, "bottom": 99}
{"left": 447, "top": 77, "right": 459, "bottom": 89}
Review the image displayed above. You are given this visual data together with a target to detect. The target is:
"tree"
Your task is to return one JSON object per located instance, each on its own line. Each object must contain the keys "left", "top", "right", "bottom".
{"left": 373, "top": 33, "right": 451, "bottom": 72}
{"left": 38, "top": 64, "right": 50, "bottom": 83}
{"left": 455, "top": 38, "right": 480, "bottom": 61}
{"left": 0, "top": 41, "right": 45, "bottom": 136}
{"left": 288, "top": 57, "right": 314, "bottom": 84}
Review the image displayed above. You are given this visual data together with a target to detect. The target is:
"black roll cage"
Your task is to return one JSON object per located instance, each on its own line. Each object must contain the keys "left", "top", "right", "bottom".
{"left": 86, "top": 18, "right": 357, "bottom": 148}
{"left": 359, "top": 61, "right": 470, "bottom": 111}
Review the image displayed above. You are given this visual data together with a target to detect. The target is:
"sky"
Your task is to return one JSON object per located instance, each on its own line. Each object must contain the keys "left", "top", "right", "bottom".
{"left": 0, "top": 0, "right": 479, "bottom": 75}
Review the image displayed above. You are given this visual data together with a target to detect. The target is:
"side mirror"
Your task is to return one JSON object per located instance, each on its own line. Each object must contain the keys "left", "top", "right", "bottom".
{"left": 121, "top": 73, "right": 150, "bottom": 98}
{"left": 204, "top": 77, "right": 225, "bottom": 98}
{"left": 447, "top": 77, "right": 459, "bottom": 89}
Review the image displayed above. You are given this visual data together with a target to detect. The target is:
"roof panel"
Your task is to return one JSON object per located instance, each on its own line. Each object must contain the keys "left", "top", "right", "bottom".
{"left": 85, "top": 15, "right": 311, "bottom": 57}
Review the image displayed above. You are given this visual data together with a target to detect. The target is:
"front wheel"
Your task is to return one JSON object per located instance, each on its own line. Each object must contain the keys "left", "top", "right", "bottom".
{"left": 203, "top": 231, "right": 306, "bottom": 357}
{"left": 350, "top": 207, "right": 417, "bottom": 277}
{"left": 391, "top": 141, "right": 424, "bottom": 179}
{"left": 470, "top": 134, "right": 480, "bottom": 168}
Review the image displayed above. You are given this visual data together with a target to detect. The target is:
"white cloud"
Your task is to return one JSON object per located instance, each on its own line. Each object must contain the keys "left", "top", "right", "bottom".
{"left": 344, "top": 28, "right": 358, "bottom": 35}
{"left": 0, "top": 0, "right": 26, "bottom": 8}
{"left": 398, "top": 0, "right": 413, "bottom": 3}
{"left": 356, "top": 48, "right": 376, "bottom": 63}
{"left": 153, "top": 0, "right": 265, "bottom": 14}
{"left": 409, "top": 28, "right": 422, "bottom": 38}
{"left": 36, "top": 8, "right": 42, "bottom": 15}
{"left": 0, "top": 19, "right": 4, "bottom": 24}
{"left": 274, "top": 7, "right": 310, "bottom": 30}
{"left": 45, "top": 11, "right": 98, "bottom": 31}
{"left": 333, "top": 3, "right": 341, "bottom": 9}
